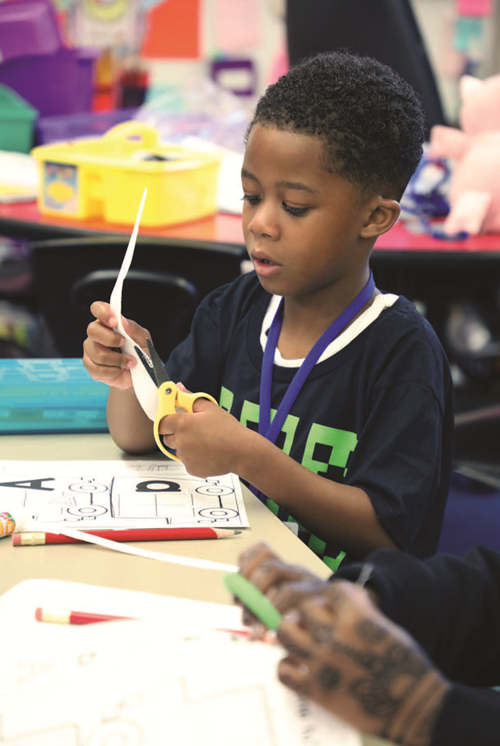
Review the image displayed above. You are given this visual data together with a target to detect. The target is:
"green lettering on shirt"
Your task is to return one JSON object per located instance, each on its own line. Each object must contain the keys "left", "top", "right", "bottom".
{"left": 302, "top": 423, "right": 357, "bottom": 476}
{"left": 240, "top": 401, "right": 299, "bottom": 456}
{"left": 219, "top": 386, "right": 234, "bottom": 412}
{"left": 220, "top": 389, "right": 356, "bottom": 570}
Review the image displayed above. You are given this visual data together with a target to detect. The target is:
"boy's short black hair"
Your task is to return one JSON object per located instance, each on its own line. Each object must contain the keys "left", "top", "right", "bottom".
{"left": 247, "top": 51, "right": 425, "bottom": 200}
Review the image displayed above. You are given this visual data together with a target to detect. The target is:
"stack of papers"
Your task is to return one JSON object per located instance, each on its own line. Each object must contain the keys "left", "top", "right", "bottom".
{"left": 0, "top": 151, "right": 38, "bottom": 203}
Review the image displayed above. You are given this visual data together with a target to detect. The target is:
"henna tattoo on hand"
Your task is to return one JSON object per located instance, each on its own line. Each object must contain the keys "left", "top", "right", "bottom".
{"left": 317, "top": 664, "right": 342, "bottom": 691}
{"left": 307, "top": 614, "right": 432, "bottom": 729}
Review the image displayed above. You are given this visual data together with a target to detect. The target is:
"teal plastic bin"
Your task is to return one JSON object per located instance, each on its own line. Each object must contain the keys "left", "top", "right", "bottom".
{"left": 0, "top": 84, "right": 38, "bottom": 153}
{"left": 0, "top": 358, "right": 108, "bottom": 434}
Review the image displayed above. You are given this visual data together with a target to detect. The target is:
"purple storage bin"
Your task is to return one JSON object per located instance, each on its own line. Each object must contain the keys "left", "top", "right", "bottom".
{"left": 0, "top": 46, "right": 98, "bottom": 117}
{"left": 37, "top": 108, "right": 138, "bottom": 145}
{"left": 0, "top": 0, "right": 98, "bottom": 118}
{"left": 0, "top": 0, "right": 62, "bottom": 60}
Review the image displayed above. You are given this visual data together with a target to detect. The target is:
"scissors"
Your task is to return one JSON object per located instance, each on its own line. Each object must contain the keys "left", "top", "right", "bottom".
{"left": 135, "top": 338, "right": 217, "bottom": 461}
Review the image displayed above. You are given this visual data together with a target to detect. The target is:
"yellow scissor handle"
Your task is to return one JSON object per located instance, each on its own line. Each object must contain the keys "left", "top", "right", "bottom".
{"left": 153, "top": 382, "right": 217, "bottom": 461}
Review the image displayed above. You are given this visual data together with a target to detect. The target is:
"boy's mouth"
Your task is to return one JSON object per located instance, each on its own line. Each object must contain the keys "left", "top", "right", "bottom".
{"left": 251, "top": 252, "right": 281, "bottom": 278}
{"left": 251, "top": 250, "right": 278, "bottom": 266}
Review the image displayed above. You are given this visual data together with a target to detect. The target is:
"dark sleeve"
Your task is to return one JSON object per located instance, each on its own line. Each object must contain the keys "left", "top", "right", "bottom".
{"left": 342, "top": 301, "right": 454, "bottom": 558}
{"left": 165, "top": 284, "right": 228, "bottom": 398}
{"left": 430, "top": 685, "right": 500, "bottom": 746}
{"left": 334, "top": 546, "right": 500, "bottom": 685}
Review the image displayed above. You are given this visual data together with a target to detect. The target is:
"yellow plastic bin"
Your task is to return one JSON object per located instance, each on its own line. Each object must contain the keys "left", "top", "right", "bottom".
{"left": 30, "top": 121, "right": 221, "bottom": 227}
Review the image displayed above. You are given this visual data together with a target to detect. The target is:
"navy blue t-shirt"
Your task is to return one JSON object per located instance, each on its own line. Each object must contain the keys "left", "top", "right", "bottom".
{"left": 167, "top": 271, "right": 454, "bottom": 568}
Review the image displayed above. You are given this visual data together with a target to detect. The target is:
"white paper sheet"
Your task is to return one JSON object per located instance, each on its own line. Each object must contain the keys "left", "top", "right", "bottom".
{"left": 0, "top": 579, "right": 362, "bottom": 746}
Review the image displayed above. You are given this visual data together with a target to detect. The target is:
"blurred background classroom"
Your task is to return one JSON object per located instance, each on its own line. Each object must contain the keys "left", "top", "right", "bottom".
{"left": 0, "top": 0, "right": 500, "bottom": 554}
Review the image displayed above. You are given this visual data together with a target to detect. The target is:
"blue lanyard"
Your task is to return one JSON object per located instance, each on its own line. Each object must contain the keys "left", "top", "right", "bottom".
{"left": 258, "top": 270, "right": 376, "bottom": 445}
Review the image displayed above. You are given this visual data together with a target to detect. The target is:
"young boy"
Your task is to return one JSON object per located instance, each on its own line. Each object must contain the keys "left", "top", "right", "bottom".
{"left": 83, "top": 51, "right": 454, "bottom": 570}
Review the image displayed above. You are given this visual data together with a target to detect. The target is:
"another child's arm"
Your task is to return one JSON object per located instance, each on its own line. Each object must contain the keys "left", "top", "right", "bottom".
{"left": 83, "top": 301, "right": 157, "bottom": 454}
{"left": 158, "top": 405, "right": 397, "bottom": 557}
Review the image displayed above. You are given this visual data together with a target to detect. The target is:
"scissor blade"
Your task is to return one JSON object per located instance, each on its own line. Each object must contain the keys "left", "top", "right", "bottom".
{"left": 146, "top": 338, "right": 169, "bottom": 385}
{"left": 134, "top": 345, "right": 157, "bottom": 386}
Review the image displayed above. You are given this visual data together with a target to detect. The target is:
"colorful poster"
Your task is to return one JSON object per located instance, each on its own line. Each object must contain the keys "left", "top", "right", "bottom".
{"left": 213, "top": 0, "right": 261, "bottom": 52}
{"left": 457, "top": 0, "right": 493, "bottom": 16}
{"left": 141, "top": 0, "right": 200, "bottom": 59}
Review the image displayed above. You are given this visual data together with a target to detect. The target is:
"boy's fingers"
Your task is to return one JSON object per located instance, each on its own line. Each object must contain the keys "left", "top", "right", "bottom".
{"left": 192, "top": 396, "right": 217, "bottom": 413}
{"left": 156, "top": 414, "right": 180, "bottom": 436}
{"left": 89, "top": 301, "right": 117, "bottom": 328}
{"left": 83, "top": 351, "right": 133, "bottom": 380}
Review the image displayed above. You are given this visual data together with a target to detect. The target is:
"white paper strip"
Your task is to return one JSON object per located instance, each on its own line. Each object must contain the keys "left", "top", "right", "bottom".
{"left": 59, "top": 527, "right": 239, "bottom": 573}
{"left": 109, "top": 187, "right": 159, "bottom": 420}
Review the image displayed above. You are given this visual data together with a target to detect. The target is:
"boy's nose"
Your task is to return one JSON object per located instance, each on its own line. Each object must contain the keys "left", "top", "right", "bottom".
{"left": 247, "top": 202, "right": 280, "bottom": 240}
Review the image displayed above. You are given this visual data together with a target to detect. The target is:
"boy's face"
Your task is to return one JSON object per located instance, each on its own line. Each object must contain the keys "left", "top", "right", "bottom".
{"left": 241, "top": 124, "right": 374, "bottom": 301}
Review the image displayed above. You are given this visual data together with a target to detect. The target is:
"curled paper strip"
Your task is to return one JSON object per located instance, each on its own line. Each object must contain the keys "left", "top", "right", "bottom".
{"left": 58, "top": 528, "right": 239, "bottom": 572}
{"left": 109, "top": 188, "right": 159, "bottom": 421}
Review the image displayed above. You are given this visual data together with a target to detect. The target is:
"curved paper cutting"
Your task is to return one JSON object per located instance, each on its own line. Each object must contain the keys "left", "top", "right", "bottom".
{"left": 109, "top": 188, "right": 159, "bottom": 421}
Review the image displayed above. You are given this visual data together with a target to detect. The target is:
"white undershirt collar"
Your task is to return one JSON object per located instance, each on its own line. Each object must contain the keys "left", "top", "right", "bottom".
{"left": 260, "top": 292, "right": 399, "bottom": 368}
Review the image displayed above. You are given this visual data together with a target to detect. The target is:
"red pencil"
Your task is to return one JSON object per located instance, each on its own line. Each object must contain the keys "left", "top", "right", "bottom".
{"left": 34, "top": 606, "right": 252, "bottom": 636}
{"left": 13, "top": 527, "right": 241, "bottom": 546}
{"left": 35, "top": 607, "right": 136, "bottom": 625}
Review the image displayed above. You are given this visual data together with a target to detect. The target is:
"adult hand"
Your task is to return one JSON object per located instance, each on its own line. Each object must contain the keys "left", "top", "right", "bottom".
{"left": 83, "top": 301, "right": 151, "bottom": 390}
{"left": 237, "top": 543, "right": 328, "bottom": 633}
{"left": 277, "top": 580, "right": 450, "bottom": 746}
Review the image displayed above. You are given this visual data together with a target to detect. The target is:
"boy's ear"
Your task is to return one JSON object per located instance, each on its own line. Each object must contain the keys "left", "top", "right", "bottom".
{"left": 360, "top": 198, "right": 401, "bottom": 238}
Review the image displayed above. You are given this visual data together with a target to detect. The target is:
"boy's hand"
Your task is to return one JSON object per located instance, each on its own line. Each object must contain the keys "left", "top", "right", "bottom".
{"left": 237, "top": 543, "right": 328, "bottom": 634}
{"left": 157, "top": 398, "right": 249, "bottom": 477}
{"left": 83, "top": 301, "right": 151, "bottom": 390}
{"left": 277, "top": 581, "right": 450, "bottom": 746}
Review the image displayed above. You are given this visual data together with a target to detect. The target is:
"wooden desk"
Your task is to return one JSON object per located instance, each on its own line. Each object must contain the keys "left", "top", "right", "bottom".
{"left": 0, "top": 432, "right": 331, "bottom": 602}
{"left": 0, "top": 432, "right": 390, "bottom": 746}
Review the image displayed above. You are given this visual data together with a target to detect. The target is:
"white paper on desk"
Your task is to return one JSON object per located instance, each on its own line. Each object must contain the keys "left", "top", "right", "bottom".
{"left": 0, "top": 151, "right": 39, "bottom": 203}
{"left": 0, "top": 459, "right": 248, "bottom": 531}
{"left": 109, "top": 187, "right": 159, "bottom": 420}
{"left": 0, "top": 579, "right": 362, "bottom": 746}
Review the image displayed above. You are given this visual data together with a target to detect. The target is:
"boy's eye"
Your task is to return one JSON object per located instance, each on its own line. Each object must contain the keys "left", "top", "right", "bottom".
{"left": 283, "top": 202, "right": 309, "bottom": 217}
{"left": 242, "top": 193, "right": 261, "bottom": 206}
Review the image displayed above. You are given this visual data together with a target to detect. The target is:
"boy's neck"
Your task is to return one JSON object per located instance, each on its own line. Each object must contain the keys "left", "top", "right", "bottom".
{"left": 277, "top": 289, "right": 379, "bottom": 360}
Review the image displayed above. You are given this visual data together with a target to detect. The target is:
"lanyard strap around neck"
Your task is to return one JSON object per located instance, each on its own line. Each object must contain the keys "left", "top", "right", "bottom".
{"left": 258, "top": 271, "right": 376, "bottom": 444}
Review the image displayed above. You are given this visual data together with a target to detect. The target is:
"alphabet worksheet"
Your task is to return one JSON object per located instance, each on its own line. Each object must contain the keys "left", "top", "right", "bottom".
{"left": 0, "top": 461, "right": 248, "bottom": 532}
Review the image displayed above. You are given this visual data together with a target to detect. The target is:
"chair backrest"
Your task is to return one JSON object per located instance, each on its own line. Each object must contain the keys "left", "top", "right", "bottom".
{"left": 71, "top": 269, "right": 199, "bottom": 362}
{"left": 286, "top": 0, "right": 446, "bottom": 135}
{"left": 31, "top": 235, "right": 246, "bottom": 358}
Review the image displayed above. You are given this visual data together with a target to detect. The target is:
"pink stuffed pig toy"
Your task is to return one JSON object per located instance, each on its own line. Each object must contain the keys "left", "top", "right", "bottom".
{"left": 430, "top": 74, "right": 500, "bottom": 236}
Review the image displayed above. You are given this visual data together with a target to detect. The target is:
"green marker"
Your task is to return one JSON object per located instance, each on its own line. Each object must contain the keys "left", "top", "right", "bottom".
{"left": 223, "top": 573, "right": 282, "bottom": 631}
